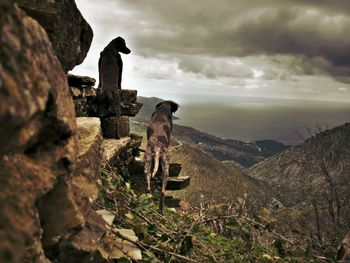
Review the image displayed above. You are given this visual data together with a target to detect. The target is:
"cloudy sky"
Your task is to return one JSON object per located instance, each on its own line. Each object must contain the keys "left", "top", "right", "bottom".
{"left": 72, "top": 0, "right": 350, "bottom": 104}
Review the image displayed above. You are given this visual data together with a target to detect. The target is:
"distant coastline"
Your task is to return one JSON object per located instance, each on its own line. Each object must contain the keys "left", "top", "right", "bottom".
{"left": 174, "top": 96, "right": 350, "bottom": 145}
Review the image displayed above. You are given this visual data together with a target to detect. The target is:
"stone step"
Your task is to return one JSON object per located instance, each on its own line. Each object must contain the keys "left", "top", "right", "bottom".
{"left": 164, "top": 195, "right": 182, "bottom": 208}
{"left": 73, "top": 117, "right": 103, "bottom": 201}
{"left": 150, "top": 176, "right": 190, "bottom": 191}
{"left": 166, "top": 176, "right": 190, "bottom": 190}
{"left": 153, "top": 162, "right": 182, "bottom": 177}
{"left": 102, "top": 137, "right": 131, "bottom": 168}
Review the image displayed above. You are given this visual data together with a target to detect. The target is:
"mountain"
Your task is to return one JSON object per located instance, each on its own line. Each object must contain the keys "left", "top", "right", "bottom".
{"left": 247, "top": 123, "right": 350, "bottom": 207}
{"left": 133, "top": 96, "right": 289, "bottom": 167}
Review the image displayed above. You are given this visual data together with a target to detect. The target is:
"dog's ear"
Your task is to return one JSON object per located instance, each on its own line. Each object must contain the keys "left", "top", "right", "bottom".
{"left": 155, "top": 101, "right": 164, "bottom": 109}
{"left": 168, "top": 101, "right": 179, "bottom": 113}
{"left": 155, "top": 101, "right": 179, "bottom": 113}
{"left": 112, "top": 36, "right": 131, "bottom": 54}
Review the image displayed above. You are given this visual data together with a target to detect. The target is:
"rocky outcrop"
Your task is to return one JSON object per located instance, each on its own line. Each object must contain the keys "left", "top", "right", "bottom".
{"left": 69, "top": 76, "right": 143, "bottom": 139}
{"left": 0, "top": 4, "right": 78, "bottom": 262}
{"left": 17, "top": 0, "right": 93, "bottom": 72}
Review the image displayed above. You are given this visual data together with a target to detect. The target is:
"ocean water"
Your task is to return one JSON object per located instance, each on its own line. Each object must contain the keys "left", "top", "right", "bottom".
{"left": 174, "top": 96, "right": 350, "bottom": 145}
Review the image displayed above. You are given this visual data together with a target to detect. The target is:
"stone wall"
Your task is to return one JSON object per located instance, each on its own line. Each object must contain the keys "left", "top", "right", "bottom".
{"left": 0, "top": 3, "right": 79, "bottom": 262}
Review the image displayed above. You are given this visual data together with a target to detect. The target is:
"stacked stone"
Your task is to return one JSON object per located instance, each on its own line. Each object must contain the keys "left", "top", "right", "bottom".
{"left": 68, "top": 74, "right": 143, "bottom": 139}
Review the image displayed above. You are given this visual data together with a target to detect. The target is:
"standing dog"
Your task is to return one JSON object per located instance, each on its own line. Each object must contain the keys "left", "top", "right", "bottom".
{"left": 144, "top": 101, "right": 179, "bottom": 213}
{"left": 98, "top": 36, "right": 131, "bottom": 121}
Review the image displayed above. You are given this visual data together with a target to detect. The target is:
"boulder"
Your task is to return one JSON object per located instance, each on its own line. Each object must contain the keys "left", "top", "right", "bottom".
{"left": 17, "top": 0, "right": 93, "bottom": 72}
{"left": 0, "top": 4, "right": 78, "bottom": 262}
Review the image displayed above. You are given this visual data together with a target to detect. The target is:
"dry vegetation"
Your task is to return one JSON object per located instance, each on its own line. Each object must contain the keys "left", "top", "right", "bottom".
{"left": 94, "top": 165, "right": 314, "bottom": 262}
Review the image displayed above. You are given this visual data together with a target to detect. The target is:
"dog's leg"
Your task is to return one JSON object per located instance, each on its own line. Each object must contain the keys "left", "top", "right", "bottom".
{"left": 159, "top": 149, "right": 170, "bottom": 214}
{"left": 144, "top": 147, "right": 153, "bottom": 193}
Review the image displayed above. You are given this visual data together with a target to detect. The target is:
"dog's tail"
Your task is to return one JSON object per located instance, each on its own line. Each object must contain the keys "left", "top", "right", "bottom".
{"left": 151, "top": 147, "right": 161, "bottom": 178}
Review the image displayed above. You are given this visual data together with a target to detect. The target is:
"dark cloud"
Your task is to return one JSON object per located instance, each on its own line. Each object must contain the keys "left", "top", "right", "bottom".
{"left": 108, "top": 0, "right": 350, "bottom": 82}
{"left": 74, "top": 0, "right": 350, "bottom": 100}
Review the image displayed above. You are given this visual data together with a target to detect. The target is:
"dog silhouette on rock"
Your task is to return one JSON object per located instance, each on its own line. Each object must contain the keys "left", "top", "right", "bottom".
{"left": 98, "top": 37, "right": 131, "bottom": 127}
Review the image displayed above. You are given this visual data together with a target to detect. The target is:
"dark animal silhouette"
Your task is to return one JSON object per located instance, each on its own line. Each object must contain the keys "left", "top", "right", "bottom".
{"left": 144, "top": 101, "right": 179, "bottom": 213}
{"left": 98, "top": 37, "right": 130, "bottom": 121}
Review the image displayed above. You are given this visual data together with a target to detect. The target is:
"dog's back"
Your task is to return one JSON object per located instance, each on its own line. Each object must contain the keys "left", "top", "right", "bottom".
{"left": 147, "top": 107, "right": 172, "bottom": 148}
{"left": 144, "top": 101, "right": 178, "bottom": 213}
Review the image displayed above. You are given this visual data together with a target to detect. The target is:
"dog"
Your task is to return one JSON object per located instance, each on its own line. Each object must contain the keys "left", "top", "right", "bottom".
{"left": 144, "top": 101, "right": 179, "bottom": 213}
{"left": 97, "top": 37, "right": 130, "bottom": 121}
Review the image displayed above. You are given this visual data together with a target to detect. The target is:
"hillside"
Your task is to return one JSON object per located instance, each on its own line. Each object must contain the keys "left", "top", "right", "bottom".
{"left": 133, "top": 96, "right": 289, "bottom": 167}
{"left": 130, "top": 122, "right": 274, "bottom": 209}
{"left": 246, "top": 123, "right": 350, "bottom": 255}
{"left": 169, "top": 143, "right": 272, "bottom": 208}
{"left": 247, "top": 123, "right": 350, "bottom": 207}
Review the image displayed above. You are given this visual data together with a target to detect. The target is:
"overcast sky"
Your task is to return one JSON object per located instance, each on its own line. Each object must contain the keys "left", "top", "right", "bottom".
{"left": 72, "top": 0, "right": 350, "bottom": 104}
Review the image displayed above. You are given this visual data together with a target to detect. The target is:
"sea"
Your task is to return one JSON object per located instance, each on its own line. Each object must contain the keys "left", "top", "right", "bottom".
{"left": 173, "top": 96, "right": 350, "bottom": 145}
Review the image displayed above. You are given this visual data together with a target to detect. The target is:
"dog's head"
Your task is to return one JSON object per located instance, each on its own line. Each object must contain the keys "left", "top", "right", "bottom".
{"left": 155, "top": 100, "right": 179, "bottom": 114}
{"left": 110, "top": 36, "right": 131, "bottom": 54}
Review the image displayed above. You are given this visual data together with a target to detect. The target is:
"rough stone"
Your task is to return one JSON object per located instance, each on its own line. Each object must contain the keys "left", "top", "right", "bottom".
{"left": 121, "top": 102, "right": 144, "bottom": 117}
{"left": 100, "top": 116, "right": 130, "bottom": 139}
{"left": 17, "top": 0, "right": 93, "bottom": 72}
{"left": 0, "top": 4, "right": 78, "bottom": 262}
{"left": 73, "top": 117, "right": 103, "bottom": 200}
{"left": 59, "top": 211, "right": 108, "bottom": 263}
{"left": 0, "top": 4, "right": 77, "bottom": 158}
{"left": 68, "top": 74, "right": 96, "bottom": 88}
{"left": 70, "top": 87, "right": 142, "bottom": 118}
{"left": 73, "top": 97, "right": 91, "bottom": 117}
{"left": 120, "top": 89, "right": 137, "bottom": 103}
{"left": 100, "top": 102, "right": 143, "bottom": 118}
{"left": 0, "top": 154, "right": 55, "bottom": 263}
{"left": 37, "top": 177, "right": 86, "bottom": 257}
{"left": 102, "top": 137, "right": 131, "bottom": 167}
{"left": 70, "top": 86, "right": 97, "bottom": 98}
{"left": 108, "top": 229, "right": 142, "bottom": 261}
